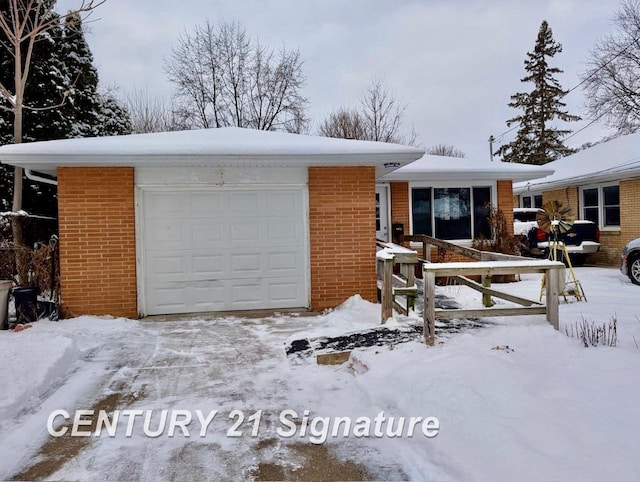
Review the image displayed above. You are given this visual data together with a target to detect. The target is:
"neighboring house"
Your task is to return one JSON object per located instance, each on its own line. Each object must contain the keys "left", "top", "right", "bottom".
{"left": 0, "top": 127, "right": 423, "bottom": 318}
{"left": 513, "top": 132, "right": 640, "bottom": 265}
{"left": 377, "top": 155, "right": 553, "bottom": 256}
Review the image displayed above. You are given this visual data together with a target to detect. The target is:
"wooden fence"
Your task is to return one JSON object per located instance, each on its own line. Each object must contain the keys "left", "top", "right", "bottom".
{"left": 377, "top": 235, "right": 565, "bottom": 345}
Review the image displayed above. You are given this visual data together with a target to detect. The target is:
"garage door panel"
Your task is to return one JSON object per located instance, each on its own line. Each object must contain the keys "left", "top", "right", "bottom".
{"left": 191, "top": 223, "right": 224, "bottom": 247}
{"left": 142, "top": 188, "right": 308, "bottom": 315}
{"left": 265, "top": 191, "right": 301, "bottom": 213}
{"left": 145, "top": 219, "right": 185, "bottom": 246}
{"left": 149, "top": 286, "right": 191, "bottom": 313}
{"left": 231, "top": 282, "right": 264, "bottom": 305}
{"left": 230, "top": 252, "right": 261, "bottom": 274}
{"left": 192, "top": 254, "right": 225, "bottom": 277}
{"left": 152, "top": 256, "right": 185, "bottom": 277}
{"left": 230, "top": 222, "right": 261, "bottom": 243}
{"left": 190, "top": 193, "right": 223, "bottom": 214}
{"left": 269, "top": 282, "right": 303, "bottom": 303}
{"left": 229, "top": 192, "right": 260, "bottom": 211}
{"left": 145, "top": 193, "right": 187, "bottom": 217}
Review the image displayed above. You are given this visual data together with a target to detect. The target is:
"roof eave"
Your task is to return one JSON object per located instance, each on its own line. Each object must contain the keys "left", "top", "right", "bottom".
{"left": 1, "top": 151, "right": 425, "bottom": 178}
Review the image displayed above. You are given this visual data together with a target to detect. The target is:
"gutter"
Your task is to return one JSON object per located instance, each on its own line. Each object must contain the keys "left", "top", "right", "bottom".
{"left": 25, "top": 169, "right": 58, "bottom": 186}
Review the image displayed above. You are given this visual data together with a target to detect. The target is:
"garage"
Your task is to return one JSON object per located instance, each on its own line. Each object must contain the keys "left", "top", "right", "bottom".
{"left": 0, "top": 127, "right": 425, "bottom": 318}
{"left": 140, "top": 186, "right": 308, "bottom": 315}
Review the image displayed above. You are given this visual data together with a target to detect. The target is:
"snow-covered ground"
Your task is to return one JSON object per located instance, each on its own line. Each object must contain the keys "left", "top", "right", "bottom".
{"left": 0, "top": 266, "right": 639, "bottom": 481}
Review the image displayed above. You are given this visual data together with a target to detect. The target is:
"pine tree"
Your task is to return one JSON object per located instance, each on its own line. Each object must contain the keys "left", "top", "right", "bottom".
{"left": 62, "top": 13, "right": 131, "bottom": 138}
{"left": 0, "top": 2, "right": 69, "bottom": 217}
{"left": 497, "top": 21, "right": 580, "bottom": 165}
{"left": 61, "top": 13, "right": 103, "bottom": 138}
{"left": 0, "top": 8, "right": 131, "bottom": 217}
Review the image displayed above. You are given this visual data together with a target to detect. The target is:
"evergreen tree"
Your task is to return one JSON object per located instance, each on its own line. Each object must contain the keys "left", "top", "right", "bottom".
{"left": 61, "top": 13, "right": 131, "bottom": 138}
{"left": 496, "top": 21, "right": 580, "bottom": 165}
{"left": 0, "top": 8, "right": 131, "bottom": 217}
{"left": 61, "top": 13, "right": 103, "bottom": 138}
{"left": 0, "top": 2, "right": 68, "bottom": 217}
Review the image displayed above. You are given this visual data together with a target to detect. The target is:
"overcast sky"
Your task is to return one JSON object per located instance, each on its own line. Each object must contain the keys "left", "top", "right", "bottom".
{"left": 62, "top": 0, "right": 619, "bottom": 160}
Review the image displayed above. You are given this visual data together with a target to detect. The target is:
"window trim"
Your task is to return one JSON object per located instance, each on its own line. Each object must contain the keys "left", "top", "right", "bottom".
{"left": 579, "top": 182, "right": 621, "bottom": 231}
{"left": 519, "top": 192, "right": 543, "bottom": 209}
{"left": 409, "top": 181, "right": 497, "bottom": 242}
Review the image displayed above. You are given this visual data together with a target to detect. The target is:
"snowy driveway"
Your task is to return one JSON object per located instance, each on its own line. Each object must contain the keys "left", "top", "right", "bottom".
{"left": 1, "top": 303, "right": 405, "bottom": 480}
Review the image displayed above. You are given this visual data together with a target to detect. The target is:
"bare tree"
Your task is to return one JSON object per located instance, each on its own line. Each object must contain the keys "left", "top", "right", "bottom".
{"left": 318, "top": 79, "right": 414, "bottom": 144}
{"left": 125, "top": 87, "right": 188, "bottom": 133}
{"left": 164, "top": 20, "right": 309, "bottom": 133}
{"left": 426, "top": 144, "right": 466, "bottom": 158}
{"left": 0, "top": 0, "right": 106, "bottom": 246}
{"left": 582, "top": 0, "right": 640, "bottom": 134}
{"left": 360, "top": 79, "right": 407, "bottom": 143}
{"left": 318, "top": 107, "right": 366, "bottom": 139}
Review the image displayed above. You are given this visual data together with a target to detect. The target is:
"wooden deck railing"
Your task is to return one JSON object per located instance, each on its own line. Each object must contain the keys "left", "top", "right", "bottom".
{"left": 422, "top": 260, "right": 565, "bottom": 345}
{"left": 376, "top": 235, "right": 564, "bottom": 346}
{"left": 376, "top": 241, "right": 419, "bottom": 323}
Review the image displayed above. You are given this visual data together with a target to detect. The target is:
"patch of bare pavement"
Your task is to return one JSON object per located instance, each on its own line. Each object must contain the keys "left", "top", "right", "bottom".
{"left": 14, "top": 396, "right": 396, "bottom": 481}
{"left": 7, "top": 317, "right": 408, "bottom": 480}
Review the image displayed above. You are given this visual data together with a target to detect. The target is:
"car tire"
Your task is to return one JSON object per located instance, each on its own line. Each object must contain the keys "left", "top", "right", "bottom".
{"left": 629, "top": 254, "right": 640, "bottom": 286}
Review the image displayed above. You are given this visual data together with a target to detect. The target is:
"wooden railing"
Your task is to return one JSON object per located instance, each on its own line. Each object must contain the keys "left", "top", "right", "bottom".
{"left": 376, "top": 235, "right": 564, "bottom": 346}
{"left": 376, "top": 241, "right": 419, "bottom": 323}
{"left": 422, "top": 260, "right": 565, "bottom": 345}
{"left": 402, "top": 234, "right": 525, "bottom": 263}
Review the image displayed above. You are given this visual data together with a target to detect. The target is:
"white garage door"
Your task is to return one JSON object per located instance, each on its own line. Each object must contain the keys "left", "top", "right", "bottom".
{"left": 141, "top": 188, "right": 308, "bottom": 315}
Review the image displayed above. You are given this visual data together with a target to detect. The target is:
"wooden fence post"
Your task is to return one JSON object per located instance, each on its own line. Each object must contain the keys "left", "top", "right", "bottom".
{"left": 482, "top": 275, "right": 493, "bottom": 307}
{"left": 381, "top": 256, "right": 394, "bottom": 324}
{"left": 424, "top": 269, "right": 436, "bottom": 346}
{"left": 546, "top": 266, "right": 560, "bottom": 330}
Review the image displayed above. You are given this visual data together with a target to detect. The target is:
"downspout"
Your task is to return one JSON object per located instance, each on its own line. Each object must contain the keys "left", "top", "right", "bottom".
{"left": 24, "top": 169, "right": 58, "bottom": 186}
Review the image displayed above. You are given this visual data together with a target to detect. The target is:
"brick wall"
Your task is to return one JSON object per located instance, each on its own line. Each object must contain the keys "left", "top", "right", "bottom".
{"left": 497, "top": 180, "right": 514, "bottom": 236}
{"left": 543, "top": 187, "right": 579, "bottom": 213}
{"left": 57, "top": 167, "right": 138, "bottom": 318}
{"left": 308, "top": 166, "right": 377, "bottom": 310}
{"left": 390, "top": 182, "right": 410, "bottom": 245}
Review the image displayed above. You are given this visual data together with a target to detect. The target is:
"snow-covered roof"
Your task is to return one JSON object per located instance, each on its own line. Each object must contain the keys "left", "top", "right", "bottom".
{"left": 0, "top": 127, "right": 425, "bottom": 178}
{"left": 379, "top": 154, "right": 554, "bottom": 183}
{"left": 514, "top": 131, "right": 640, "bottom": 193}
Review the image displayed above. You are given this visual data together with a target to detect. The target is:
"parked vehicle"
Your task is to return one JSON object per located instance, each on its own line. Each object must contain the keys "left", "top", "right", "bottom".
{"left": 513, "top": 208, "right": 601, "bottom": 265}
{"left": 621, "top": 238, "right": 640, "bottom": 285}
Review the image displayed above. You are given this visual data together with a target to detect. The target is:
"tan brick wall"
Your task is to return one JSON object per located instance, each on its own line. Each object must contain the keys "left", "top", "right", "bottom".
{"left": 620, "top": 178, "right": 640, "bottom": 244}
{"left": 308, "top": 166, "right": 377, "bottom": 310}
{"left": 543, "top": 187, "right": 579, "bottom": 213}
{"left": 390, "top": 182, "right": 410, "bottom": 245}
{"left": 57, "top": 167, "right": 138, "bottom": 318}
{"left": 497, "top": 180, "right": 514, "bottom": 236}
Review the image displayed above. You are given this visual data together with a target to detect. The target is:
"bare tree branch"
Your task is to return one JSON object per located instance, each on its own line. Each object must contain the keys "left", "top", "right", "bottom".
{"left": 164, "top": 20, "right": 308, "bottom": 132}
{"left": 318, "top": 78, "right": 412, "bottom": 144}
{"left": 582, "top": 0, "right": 640, "bottom": 134}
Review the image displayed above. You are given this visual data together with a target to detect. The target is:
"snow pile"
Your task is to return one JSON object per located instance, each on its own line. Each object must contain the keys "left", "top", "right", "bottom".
{"left": 0, "top": 328, "right": 78, "bottom": 416}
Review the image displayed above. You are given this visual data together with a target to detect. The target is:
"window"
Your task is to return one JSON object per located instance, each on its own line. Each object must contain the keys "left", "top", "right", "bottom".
{"left": 581, "top": 183, "right": 620, "bottom": 228}
{"left": 521, "top": 193, "right": 542, "bottom": 208}
{"left": 375, "top": 193, "right": 381, "bottom": 231}
{"left": 411, "top": 186, "right": 492, "bottom": 240}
